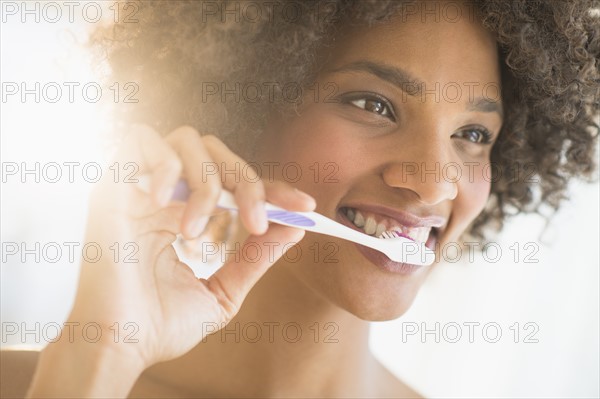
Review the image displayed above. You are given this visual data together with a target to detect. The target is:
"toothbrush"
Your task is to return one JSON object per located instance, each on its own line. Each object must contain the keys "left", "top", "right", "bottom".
{"left": 138, "top": 177, "right": 435, "bottom": 266}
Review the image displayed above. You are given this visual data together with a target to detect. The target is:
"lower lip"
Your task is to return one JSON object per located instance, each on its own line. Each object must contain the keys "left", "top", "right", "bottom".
{"left": 335, "top": 209, "right": 437, "bottom": 275}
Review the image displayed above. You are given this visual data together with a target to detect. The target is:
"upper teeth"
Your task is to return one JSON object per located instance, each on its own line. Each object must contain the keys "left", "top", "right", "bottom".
{"left": 344, "top": 207, "right": 432, "bottom": 244}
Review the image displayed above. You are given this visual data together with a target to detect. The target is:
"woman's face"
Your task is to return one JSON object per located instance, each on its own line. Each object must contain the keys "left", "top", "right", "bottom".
{"left": 256, "top": 3, "right": 503, "bottom": 320}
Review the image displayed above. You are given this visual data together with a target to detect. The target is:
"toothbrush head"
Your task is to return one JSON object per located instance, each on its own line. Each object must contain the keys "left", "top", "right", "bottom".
{"left": 379, "top": 230, "right": 414, "bottom": 241}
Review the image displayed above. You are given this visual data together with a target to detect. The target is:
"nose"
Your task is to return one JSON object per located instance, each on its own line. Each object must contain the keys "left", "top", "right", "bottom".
{"left": 382, "top": 136, "right": 458, "bottom": 205}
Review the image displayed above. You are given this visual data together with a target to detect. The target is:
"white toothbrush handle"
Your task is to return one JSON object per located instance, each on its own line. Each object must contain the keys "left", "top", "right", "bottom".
{"left": 138, "top": 176, "right": 430, "bottom": 265}
{"left": 216, "top": 191, "right": 432, "bottom": 265}
{"left": 283, "top": 210, "right": 381, "bottom": 247}
{"left": 168, "top": 178, "right": 383, "bottom": 246}
{"left": 218, "top": 190, "right": 399, "bottom": 249}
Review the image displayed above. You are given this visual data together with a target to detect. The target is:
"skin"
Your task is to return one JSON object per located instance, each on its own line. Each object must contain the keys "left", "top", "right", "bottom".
{"left": 257, "top": 11, "right": 502, "bottom": 321}
{"left": 2, "top": 1, "right": 503, "bottom": 398}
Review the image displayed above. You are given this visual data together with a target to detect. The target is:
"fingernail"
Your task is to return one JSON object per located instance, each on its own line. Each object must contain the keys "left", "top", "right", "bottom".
{"left": 158, "top": 187, "right": 174, "bottom": 207}
{"left": 252, "top": 201, "right": 268, "bottom": 233}
{"left": 294, "top": 188, "right": 316, "bottom": 206}
{"left": 189, "top": 216, "right": 209, "bottom": 237}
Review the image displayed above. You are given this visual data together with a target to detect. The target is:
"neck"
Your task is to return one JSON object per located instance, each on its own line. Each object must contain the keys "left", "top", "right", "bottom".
{"left": 143, "top": 261, "right": 375, "bottom": 397}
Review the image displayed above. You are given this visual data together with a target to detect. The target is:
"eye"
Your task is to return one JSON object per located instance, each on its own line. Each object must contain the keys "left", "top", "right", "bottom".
{"left": 340, "top": 92, "right": 396, "bottom": 121}
{"left": 350, "top": 98, "right": 391, "bottom": 116}
{"left": 452, "top": 126, "right": 493, "bottom": 144}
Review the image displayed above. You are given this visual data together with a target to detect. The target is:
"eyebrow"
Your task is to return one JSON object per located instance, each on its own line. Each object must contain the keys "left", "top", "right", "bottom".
{"left": 328, "top": 60, "right": 424, "bottom": 97}
{"left": 467, "top": 97, "right": 504, "bottom": 119}
{"left": 327, "top": 60, "right": 504, "bottom": 118}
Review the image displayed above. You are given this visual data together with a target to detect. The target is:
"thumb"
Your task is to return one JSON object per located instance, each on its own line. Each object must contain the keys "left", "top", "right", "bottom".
{"left": 203, "top": 224, "right": 305, "bottom": 322}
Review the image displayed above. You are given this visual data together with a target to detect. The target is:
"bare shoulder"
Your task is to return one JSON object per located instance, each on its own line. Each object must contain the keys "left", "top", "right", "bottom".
{"left": 0, "top": 349, "right": 40, "bottom": 398}
{"left": 373, "top": 357, "right": 424, "bottom": 398}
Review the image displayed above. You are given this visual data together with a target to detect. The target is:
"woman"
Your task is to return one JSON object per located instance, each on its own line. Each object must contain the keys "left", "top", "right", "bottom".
{"left": 4, "top": 0, "right": 598, "bottom": 397}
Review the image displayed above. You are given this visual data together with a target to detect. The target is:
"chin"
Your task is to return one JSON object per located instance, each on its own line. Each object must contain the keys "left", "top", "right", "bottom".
{"left": 342, "top": 292, "right": 421, "bottom": 321}
{"left": 286, "top": 235, "right": 430, "bottom": 321}
{"left": 335, "top": 272, "right": 425, "bottom": 321}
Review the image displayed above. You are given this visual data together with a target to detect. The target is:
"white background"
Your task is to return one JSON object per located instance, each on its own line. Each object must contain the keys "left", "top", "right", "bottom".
{"left": 1, "top": 3, "right": 599, "bottom": 398}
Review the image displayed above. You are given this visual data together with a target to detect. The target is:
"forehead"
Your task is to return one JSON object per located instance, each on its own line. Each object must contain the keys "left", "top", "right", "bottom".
{"left": 326, "top": 4, "right": 501, "bottom": 89}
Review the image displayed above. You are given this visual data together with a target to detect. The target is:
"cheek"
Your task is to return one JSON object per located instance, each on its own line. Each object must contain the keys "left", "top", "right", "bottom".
{"left": 261, "top": 111, "right": 366, "bottom": 213}
{"left": 447, "top": 165, "right": 491, "bottom": 242}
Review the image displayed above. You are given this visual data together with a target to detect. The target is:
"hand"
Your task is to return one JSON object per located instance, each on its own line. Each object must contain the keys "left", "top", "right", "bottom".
{"left": 28, "top": 125, "right": 316, "bottom": 397}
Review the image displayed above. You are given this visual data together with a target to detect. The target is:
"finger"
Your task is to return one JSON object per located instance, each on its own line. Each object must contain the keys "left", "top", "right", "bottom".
{"left": 263, "top": 180, "right": 316, "bottom": 212}
{"left": 138, "top": 230, "right": 179, "bottom": 267}
{"left": 165, "top": 127, "right": 222, "bottom": 239}
{"left": 204, "top": 225, "right": 305, "bottom": 322}
{"left": 133, "top": 204, "right": 186, "bottom": 236}
{"left": 201, "top": 135, "right": 269, "bottom": 236}
{"left": 117, "top": 125, "right": 182, "bottom": 208}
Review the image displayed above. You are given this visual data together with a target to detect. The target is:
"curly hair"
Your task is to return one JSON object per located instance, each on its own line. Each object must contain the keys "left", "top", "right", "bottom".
{"left": 92, "top": 0, "right": 600, "bottom": 241}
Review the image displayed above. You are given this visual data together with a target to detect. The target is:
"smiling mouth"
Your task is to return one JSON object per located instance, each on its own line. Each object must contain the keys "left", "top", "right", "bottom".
{"left": 339, "top": 206, "right": 439, "bottom": 247}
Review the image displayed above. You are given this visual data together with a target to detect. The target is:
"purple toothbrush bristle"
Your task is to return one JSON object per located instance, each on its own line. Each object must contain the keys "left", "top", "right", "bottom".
{"left": 391, "top": 230, "right": 415, "bottom": 242}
